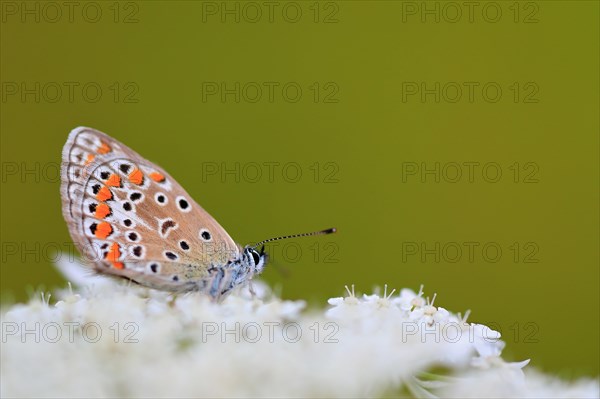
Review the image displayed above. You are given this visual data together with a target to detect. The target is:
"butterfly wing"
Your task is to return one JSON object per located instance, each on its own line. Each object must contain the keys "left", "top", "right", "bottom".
{"left": 60, "top": 126, "right": 241, "bottom": 291}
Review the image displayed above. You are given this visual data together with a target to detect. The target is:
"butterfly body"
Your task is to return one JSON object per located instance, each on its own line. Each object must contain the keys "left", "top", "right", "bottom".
{"left": 60, "top": 127, "right": 266, "bottom": 300}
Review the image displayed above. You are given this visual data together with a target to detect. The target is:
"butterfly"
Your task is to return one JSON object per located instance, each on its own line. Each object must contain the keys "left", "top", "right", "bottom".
{"left": 60, "top": 127, "right": 336, "bottom": 300}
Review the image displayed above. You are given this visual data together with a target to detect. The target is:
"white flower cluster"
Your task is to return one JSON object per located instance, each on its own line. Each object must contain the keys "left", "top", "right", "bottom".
{"left": 1, "top": 259, "right": 598, "bottom": 398}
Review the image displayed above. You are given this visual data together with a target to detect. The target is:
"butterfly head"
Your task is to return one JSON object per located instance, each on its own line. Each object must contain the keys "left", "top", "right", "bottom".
{"left": 242, "top": 245, "right": 267, "bottom": 274}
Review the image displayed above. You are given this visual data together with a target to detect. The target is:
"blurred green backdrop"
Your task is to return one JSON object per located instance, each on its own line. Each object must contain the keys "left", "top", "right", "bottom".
{"left": 1, "top": 0, "right": 598, "bottom": 378}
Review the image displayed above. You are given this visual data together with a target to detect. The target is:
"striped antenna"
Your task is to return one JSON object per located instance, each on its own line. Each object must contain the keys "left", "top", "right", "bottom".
{"left": 251, "top": 228, "right": 337, "bottom": 249}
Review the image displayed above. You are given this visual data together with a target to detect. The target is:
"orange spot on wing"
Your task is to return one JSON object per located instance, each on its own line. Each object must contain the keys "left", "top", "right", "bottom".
{"left": 105, "top": 243, "right": 123, "bottom": 269}
{"left": 95, "top": 203, "right": 111, "bottom": 219}
{"left": 96, "top": 186, "right": 113, "bottom": 201}
{"left": 106, "top": 174, "right": 121, "bottom": 187}
{"left": 85, "top": 154, "right": 95, "bottom": 165}
{"left": 128, "top": 168, "right": 144, "bottom": 185}
{"left": 97, "top": 142, "right": 111, "bottom": 154}
{"left": 149, "top": 172, "right": 166, "bottom": 182}
{"left": 95, "top": 222, "right": 113, "bottom": 239}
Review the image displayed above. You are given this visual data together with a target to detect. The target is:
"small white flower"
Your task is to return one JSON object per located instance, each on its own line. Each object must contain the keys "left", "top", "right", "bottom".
{"left": 327, "top": 284, "right": 359, "bottom": 306}
{"left": 392, "top": 284, "right": 427, "bottom": 312}
{"left": 470, "top": 323, "right": 505, "bottom": 358}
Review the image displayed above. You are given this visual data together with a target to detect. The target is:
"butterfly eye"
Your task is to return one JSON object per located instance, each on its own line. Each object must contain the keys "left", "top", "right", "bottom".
{"left": 247, "top": 249, "right": 261, "bottom": 266}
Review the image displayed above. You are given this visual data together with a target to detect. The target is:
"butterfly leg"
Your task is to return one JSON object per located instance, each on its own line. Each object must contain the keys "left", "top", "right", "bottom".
{"left": 168, "top": 294, "right": 178, "bottom": 307}
{"left": 248, "top": 280, "right": 257, "bottom": 298}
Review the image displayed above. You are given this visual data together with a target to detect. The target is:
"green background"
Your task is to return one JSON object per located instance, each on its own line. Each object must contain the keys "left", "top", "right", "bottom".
{"left": 1, "top": 0, "right": 598, "bottom": 378}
